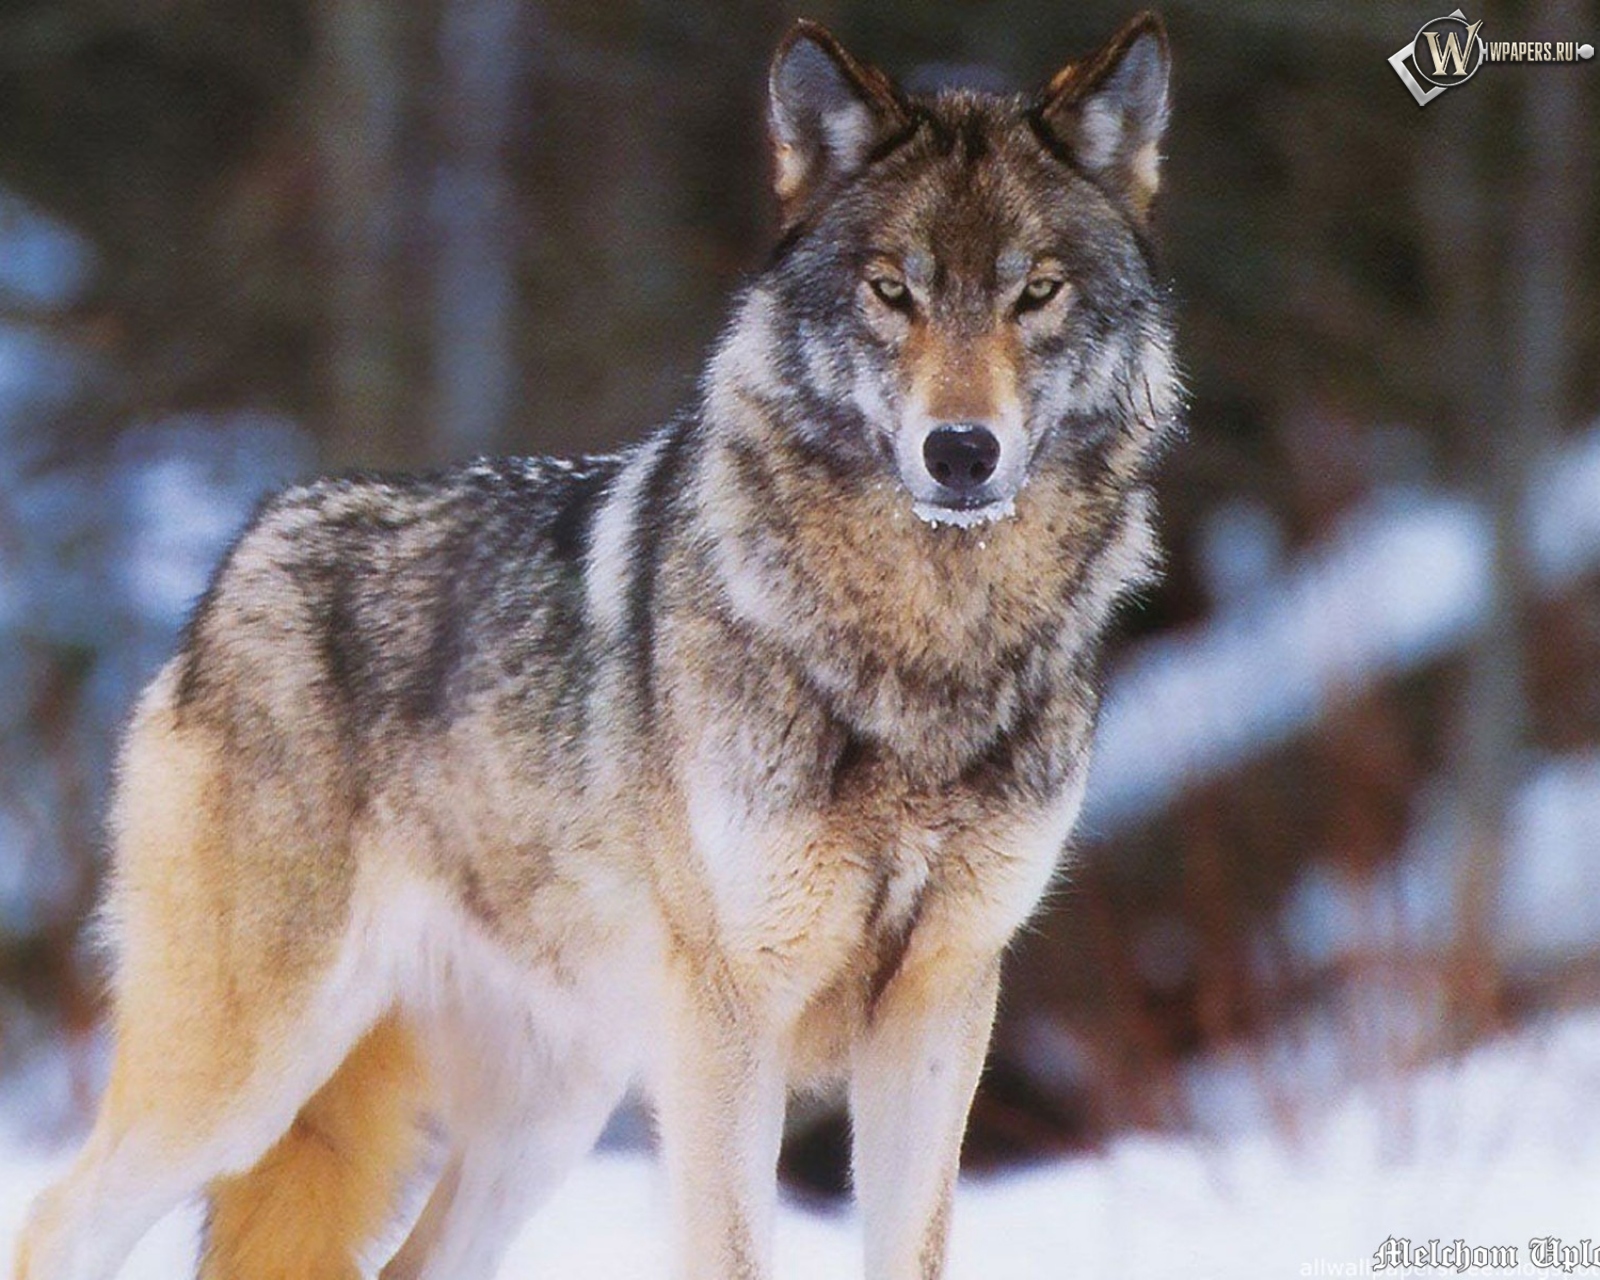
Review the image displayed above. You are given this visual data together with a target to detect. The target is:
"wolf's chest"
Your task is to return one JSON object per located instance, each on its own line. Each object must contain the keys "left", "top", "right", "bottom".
{"left": 681, "top": 759, "right": 947, "bottom": 988}
{"left": 662, "top": 600, "right": 1089, "bottom": 1013}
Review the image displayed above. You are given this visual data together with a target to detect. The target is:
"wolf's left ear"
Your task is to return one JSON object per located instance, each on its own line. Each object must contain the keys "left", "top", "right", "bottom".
{"left": 768, "top": 21, "right": 909, "bottom": 225}
{"left": 1033, "top": 12, "right": 1171, "bottom": 220}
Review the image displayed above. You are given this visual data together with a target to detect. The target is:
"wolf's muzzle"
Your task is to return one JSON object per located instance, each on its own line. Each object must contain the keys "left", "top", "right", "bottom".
{"left": 922, "top": 423, "right": 1000, "bottom": 501}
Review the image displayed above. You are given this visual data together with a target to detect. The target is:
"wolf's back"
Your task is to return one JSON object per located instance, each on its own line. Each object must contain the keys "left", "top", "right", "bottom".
{"left": 171, "top": 456, "right": 626, "bottom": 753}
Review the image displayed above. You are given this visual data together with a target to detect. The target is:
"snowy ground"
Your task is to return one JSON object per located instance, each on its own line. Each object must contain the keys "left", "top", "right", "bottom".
{"left": 2, "top": 1010, "right": 1598, "bottom": 1278}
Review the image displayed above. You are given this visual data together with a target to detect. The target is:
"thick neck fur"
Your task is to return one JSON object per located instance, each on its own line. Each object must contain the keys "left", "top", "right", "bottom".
{"left": 692, "top": 288, "right": 1172, "bottom": 768}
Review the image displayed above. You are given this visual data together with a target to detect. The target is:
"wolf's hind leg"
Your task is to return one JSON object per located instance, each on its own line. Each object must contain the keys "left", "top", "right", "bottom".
{"left": 13, "top": 987, "right": 386, "bottom": 1280}
{"left": 13, "top": 682, "right": 382, "bottom": 1280}
{"left": 380, "top": 1038, "right": 629, "bottom": 1280}
{"left": 11, "top": 1093, "right": 203, "bottom": 1280}
{"left": 201, "top": 1014, "right": 428, "bottom": 1280}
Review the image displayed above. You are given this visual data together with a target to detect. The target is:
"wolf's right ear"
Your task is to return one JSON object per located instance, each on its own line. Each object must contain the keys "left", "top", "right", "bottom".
{"left": 768, "top": 21, "right": 908, "bottom": 225}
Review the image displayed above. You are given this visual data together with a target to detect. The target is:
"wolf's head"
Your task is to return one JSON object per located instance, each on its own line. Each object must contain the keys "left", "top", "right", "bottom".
{"left": 708, "top": 14, "right": 1177, "bottom": 529}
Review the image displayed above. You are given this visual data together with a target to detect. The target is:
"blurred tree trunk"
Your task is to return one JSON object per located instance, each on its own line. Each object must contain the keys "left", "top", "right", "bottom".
{"left": 1433, "top": 0, "right": 1581, "bottom": 1043}
{"left": 311, "top": 0, "right": 428, "bottom": 469}
{"left": 432, "top": 0, "right": 527, "bottom": 458}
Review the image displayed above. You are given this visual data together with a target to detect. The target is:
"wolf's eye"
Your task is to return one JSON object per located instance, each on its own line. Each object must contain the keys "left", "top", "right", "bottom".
{"left": 1016, "top": 277, "right": 1066, "bottom": 314}
{"left": 868, "top": 276, "right": 913, "bottom": 312}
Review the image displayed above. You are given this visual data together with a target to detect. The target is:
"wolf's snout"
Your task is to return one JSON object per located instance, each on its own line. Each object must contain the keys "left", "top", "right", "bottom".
{"left": 923, "top": 424, "right": 1000, "bottom": 496}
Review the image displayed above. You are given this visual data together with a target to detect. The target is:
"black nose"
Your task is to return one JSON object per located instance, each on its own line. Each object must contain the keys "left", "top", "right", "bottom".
{"left": 923, "top": 424, "right": 1000, "bottom": 495}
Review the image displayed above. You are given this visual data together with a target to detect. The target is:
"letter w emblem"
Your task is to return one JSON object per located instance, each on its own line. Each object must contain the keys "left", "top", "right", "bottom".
{"left": 1421, "top": 20, "right": 1482, "bottom": 76}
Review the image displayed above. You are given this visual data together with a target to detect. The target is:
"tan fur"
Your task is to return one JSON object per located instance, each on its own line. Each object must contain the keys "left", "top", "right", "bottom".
{"left": 904, "top": 327, "right": 1021, "bottom": 426}
{"left": 16, "top": 670, "right": 408, "bottom": 1280}
{"left": 201, "top": 1018, "right": 427, "bottom": 1280}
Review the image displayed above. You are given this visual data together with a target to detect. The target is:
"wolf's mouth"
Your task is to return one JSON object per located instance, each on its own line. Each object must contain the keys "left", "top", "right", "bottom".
{"left": 912, "top": 496, "right": 1018, "bottom": 529}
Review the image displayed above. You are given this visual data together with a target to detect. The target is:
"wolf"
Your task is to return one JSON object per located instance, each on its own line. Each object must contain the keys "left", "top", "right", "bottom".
{"left": 16, "top": 12, "right": 1178, "bottom": 1280}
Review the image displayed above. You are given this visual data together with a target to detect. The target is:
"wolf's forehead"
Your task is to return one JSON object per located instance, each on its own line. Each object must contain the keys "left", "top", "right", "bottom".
{"left": 870, "top": 123, "right": 1058, "bottom": 264}
{"left": 882, "top": 172, "right": 1050, "bottom": 288}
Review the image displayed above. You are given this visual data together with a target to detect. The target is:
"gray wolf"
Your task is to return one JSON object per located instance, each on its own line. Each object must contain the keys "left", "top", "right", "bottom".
{"left": 16, "top": 12, "right": 1178, "bottom": 1279}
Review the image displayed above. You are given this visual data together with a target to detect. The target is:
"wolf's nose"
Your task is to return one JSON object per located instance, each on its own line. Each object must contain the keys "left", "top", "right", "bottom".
{"left": 923, "top": 424, "right": 1000, "bottom": 495}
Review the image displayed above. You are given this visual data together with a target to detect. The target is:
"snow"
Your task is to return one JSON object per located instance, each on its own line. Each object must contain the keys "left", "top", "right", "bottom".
{"left": 0, "top": 190, "right": 93, "bottom": 310}
{"left": 113, "top": 413, "right": 315, "bottom": 626}
{"left": 1085, "top": 490, "right": 1491, "bottom": 832}
{"left": 1195, "top": 496, "right": 1286, "bottom": 604}
{"left": 1500, "top": 752, "right": 1600, "bottom": 963}
{"left": 1527, "top": 428, "right": 1600, "bottom": 588}
{"left": 1277, "top": 750, "right": 1600, "bottom": 972}
{"left": 913, "top": 496, "right": 1017, "bottom": 528}
{"left": 2, "top": 1010, "right": 1599, "bottom": 1277}
{"left": 1084, "top": 424, "right": 1600, "bottom": 834}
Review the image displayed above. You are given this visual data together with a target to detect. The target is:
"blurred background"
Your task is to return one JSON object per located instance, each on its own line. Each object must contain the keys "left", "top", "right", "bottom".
{"left": 0, "top": 0, "right": 1597, "bottom": 1225}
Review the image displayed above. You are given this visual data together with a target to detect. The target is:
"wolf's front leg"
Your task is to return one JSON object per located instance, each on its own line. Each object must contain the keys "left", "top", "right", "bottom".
{"left": 656, "top": 953, "right": 788, "bottom": 1280}
{"left": 851, "top": 948, "right": 1003, "bottom": 1280}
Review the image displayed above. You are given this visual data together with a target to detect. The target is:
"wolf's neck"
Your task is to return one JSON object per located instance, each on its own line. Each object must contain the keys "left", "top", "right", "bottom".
{"left": 690, "top": 391, "right": 1155, "bottom": 751}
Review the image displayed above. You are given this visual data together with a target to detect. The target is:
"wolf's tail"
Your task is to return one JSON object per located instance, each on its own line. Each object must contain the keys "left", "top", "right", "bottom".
{"left": 200, "top": 1015, "right": 427, "bottom": 1280}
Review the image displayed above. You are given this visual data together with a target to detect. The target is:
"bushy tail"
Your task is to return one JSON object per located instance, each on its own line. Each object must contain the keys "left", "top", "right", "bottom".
{"left": 200, "top": 1015, "right": 427, "bottom": 1280}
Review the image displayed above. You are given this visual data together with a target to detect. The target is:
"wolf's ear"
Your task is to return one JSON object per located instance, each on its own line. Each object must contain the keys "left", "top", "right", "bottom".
{"left": 1033, "top": 12, "right": 1170, "bottom": 220}
{"left": 768, "top": 21, "right": 908, "bottom": 224}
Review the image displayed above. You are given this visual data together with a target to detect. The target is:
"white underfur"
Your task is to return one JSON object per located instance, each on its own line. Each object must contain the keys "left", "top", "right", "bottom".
{"left": 849, "top": 353, "right": 898, "bottom": 437}
{"left": 1139, "top": 338, "right": 1181, "bottom": 418}
{"left": 696, "top": 293, "right": 801, "bottom": 636}
{"left": 370, "top": 868, "right": 650, "bottom": 1280}
{"left": 20, "top": 893, "right": 404, "bottom": 1280}
{"left": 685, "top": 753, "right": 936, "bottom": 958}
{"left": 684, "top": 767, "right": 785, "bottom": 955}
{"left": 585, "top": 436, "right": 664, "bottom": 637}
{"left": 709, "top": 292, "right": 784, "bottom": 400}
{"left": 1078, "top": 333, "right": 1130, "bottom": 407}
{"left": 695, "top": 456, "right": 792, "bottom": 638}
{"left": 23, "top": 859, "right": 650, "bottom": 1280}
